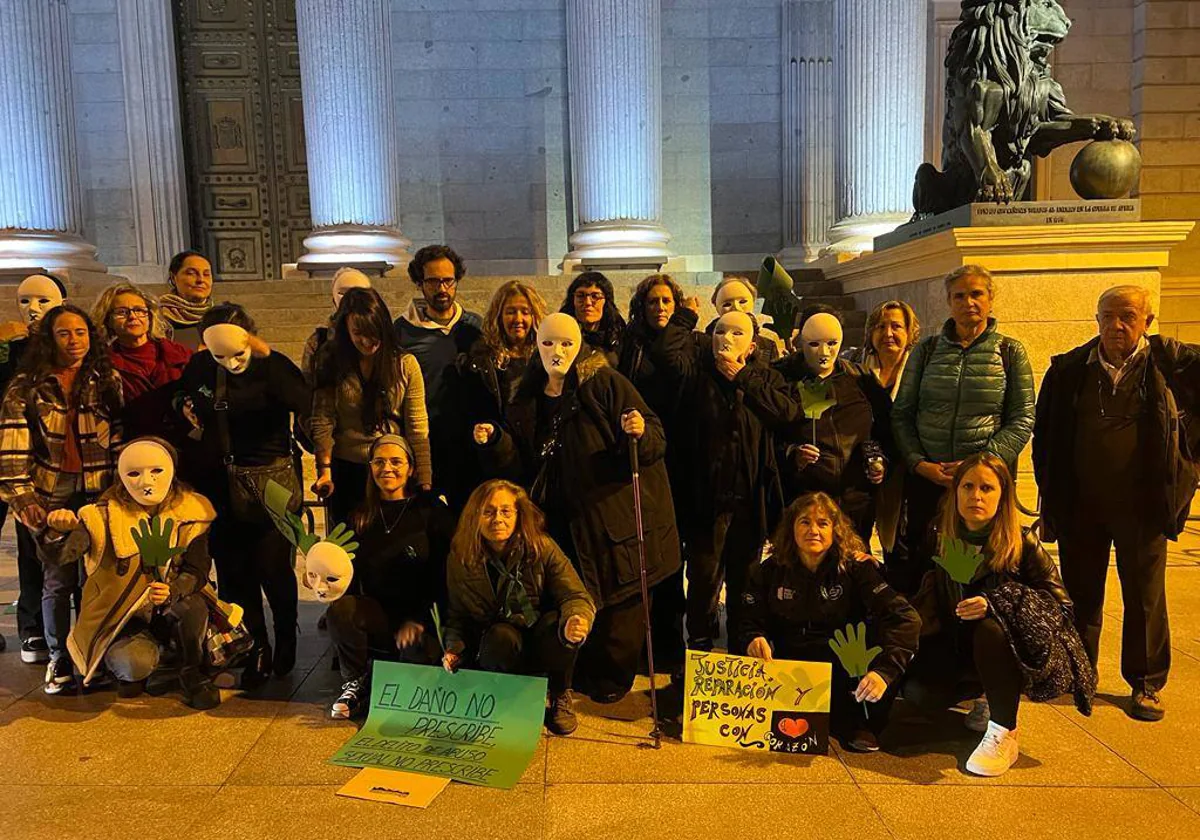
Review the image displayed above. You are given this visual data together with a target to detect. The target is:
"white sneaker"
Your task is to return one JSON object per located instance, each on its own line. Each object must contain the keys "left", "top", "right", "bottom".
{"left": 966, "top": 720, "right": 1019, "bottom": 777}
{"left": 964, "top": 698, "right": 990, "bottom": 733}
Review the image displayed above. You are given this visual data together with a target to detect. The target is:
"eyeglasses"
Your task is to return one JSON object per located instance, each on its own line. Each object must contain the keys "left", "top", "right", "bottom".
{"left": 421, "top": 277, "right": 457, "bottom": 290}
{"left": 370, "top": 457, "right": 408, "bottom": 469}
{"left": 574, "top": 292, "right": 605, "bottom": 304}
{"left": 482, "top": 506, "right": 516, "bottom": 520}
{"left": 112, "top": 307, "right": 149, "bottom": 320}
{"left": 1096, "top": 377, "right": 1145, "bottom": 421}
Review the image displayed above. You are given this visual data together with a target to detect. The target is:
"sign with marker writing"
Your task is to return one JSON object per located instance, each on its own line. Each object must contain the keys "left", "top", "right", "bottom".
{"left": 683, "top": 649, "right": 832, "bottom": 756}
{"left": 328, "top": 661, "right": 548, "bottom": 789}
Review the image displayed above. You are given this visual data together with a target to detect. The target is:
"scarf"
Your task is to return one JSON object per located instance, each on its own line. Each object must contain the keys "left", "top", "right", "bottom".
{"left": 159, "top": 293, "right": 212, "bottom": 327}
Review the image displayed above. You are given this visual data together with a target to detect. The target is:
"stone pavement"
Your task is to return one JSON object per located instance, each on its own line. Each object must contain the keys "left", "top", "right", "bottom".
{"left": 2, "top": 521, "right": 1200, "bottom": 840}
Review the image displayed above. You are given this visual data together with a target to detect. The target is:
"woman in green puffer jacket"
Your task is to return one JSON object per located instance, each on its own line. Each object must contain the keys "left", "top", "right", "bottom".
{"left": 890, "top": 265, "right": 1035, "bottom": 596}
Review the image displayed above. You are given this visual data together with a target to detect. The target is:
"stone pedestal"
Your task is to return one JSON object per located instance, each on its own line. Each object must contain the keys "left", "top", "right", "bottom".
{"left": 0, "top": 0, "right": 104, "bottom": 273}
{"left": 295, "top": 0, "right": 409, "bottom": 270}
{"left": 828, "top": 0, "right": 926, "bottom": 255}
{"left": 564, "top": 0, "right": 671, "bottom": 267}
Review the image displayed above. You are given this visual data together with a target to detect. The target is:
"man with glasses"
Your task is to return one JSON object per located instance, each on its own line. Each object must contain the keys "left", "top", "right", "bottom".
{"left": 1034, "top": 285, "right": 1200, "bottom": 722}
{"left": 396, "top": 245, "right": 482, "bottom": 506}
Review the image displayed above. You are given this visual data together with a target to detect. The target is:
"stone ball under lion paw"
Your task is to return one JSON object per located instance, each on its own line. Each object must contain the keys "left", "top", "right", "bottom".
{"left": 1070, "top": 139, "right": 1142, "bottom": 200}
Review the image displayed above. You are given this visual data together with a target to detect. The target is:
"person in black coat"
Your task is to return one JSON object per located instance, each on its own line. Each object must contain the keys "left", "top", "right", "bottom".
{"left": 1034, "top": 285, "right": 1200, "bottom": 723}
{"left": 738, "top": 492, "right": 919, "bottom": 753}
{"left": 650, "top": 305, "right": 798, "bottom": 653}
{"left": 560, "top": 271, "right": 625, "bottom": 365}
{"left": 473, "top": 313, "right": 680, "bottom": 702}
{"left": 775, "top": 306, "right": 895, "bottom": 541}
{"left": 326, "top": 434, "right": 454, "bottom": 720}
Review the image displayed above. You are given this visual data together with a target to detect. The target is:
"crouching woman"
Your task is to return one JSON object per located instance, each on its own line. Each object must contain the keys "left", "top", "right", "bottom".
{"left": 442, "top": 479, "right": 596, "bottom": 736}
{"left": 42, "top": 437, "right": 221, "bottom": 709}
{"left": 738, "top": 492, "right": 920, "bottom": 753}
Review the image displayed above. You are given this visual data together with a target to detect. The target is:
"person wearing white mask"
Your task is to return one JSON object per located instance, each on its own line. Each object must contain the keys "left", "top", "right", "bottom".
{"left": 41, "top": 437, "right": 221, "bottom": 709}
{"left": 473, "top": 313, "right": 680, "bottom": 703}
{"left": 176, "top": 304, "right": 311, "bottom": 688}
{"left": 648, "top": 306, "right": 798, "bottom": 655}
{"left": 707, "top": 276, "right": 785, "bottom": 362}
{"left": 301, "top": 267, "right": 372, "bottom": 383}
{"left": 775, "top": 306, "right": 895, "bottom": 544}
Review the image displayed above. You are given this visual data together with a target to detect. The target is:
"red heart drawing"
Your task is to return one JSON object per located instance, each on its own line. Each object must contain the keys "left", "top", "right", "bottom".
{"left": 777, "top": 717, "right": 809, "bottom": 739}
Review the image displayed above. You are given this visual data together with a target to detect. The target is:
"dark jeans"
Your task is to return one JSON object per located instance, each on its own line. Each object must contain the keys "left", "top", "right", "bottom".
{"left": 11, "top": 515, "right": 45, "bottom": 641}
{"left": 1058, "top": 503, "right": 1170, "bottom": 692}
{"left": 904, "top": 618, "right": 1023, "bottom": 730}
{"left": 105, "top": 593, "right": 209, "bottom": 681}
{"left": 776, "top": 637, "right": 898, "bottom": 737}
{"left": 41, "top": 488, "right": 87, "bottom": 660}
{"left": 326, "top": 594, "right": 440, "bottom": 681}
{"left": 209, "top": 514, "right": 297, "bottom": 649}
{"left": 329, "top": 457, "right": 369, "bottom": 530}
{"left": 891, "top": 471, "right": 947, "bottom": 596}
{"left": 685, "top": 506, "right": 761, "bottom": 651}
{"left": 576, "top": 594, "right": 647, "bottom": 698}
{"left": 475, "top": 611, "right": 577, "bottom": 695}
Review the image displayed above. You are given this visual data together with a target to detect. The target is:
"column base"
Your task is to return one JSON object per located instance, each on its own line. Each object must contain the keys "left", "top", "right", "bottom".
{"left": 298, "top": 226, "right": 411, "bottom": 273}
{"left": 777, "top": 244, "right": 825, "bottom": 266}
{"left": 564, "top": 220, "right": 673, "bottom": 270}
{"left": 825, "top": 213, "right": 911, "bottom": 256}
{"left": 0, "top": 231, "right": 106, "bottom": 273}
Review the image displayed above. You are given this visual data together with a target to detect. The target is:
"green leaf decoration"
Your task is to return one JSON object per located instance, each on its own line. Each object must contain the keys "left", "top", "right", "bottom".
{"left": 130, "top": 515, "right": 186, "bottom": 574}
{"left": 934, "top": 536, "right": 986, "bottom": 585}
{"left": 798, "top": 379, "right": 837, "bottom": 420}
{"left": 828, "top": 621, "right": 882, "bottom": 679}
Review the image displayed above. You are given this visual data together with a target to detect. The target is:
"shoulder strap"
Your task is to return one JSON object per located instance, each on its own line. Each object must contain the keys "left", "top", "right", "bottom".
{"left": 214, "top": 366, "right": 234, "bottom": 466}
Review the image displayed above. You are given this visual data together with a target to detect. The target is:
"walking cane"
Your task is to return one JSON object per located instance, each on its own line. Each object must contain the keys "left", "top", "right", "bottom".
{"left": 625, "top": 411, "right": 663, "bottom": 749}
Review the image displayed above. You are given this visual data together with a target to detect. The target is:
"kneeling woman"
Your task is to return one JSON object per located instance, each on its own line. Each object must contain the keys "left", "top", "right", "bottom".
{"left": 738, "top": 492, "right": 919, "bottom": 752}
{"left": 907, "top": 452, "right": 1082, "bottom": 777}
{"left": 442, "top": 479, "right": 595, "bottom": 736}
{"left": 327, "top": 434, "right": 455, "bottom": 719}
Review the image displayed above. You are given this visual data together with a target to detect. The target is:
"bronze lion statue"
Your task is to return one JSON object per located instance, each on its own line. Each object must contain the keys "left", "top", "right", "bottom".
{"left": 912, "top": 0, "right": 1136, "bottom": 217}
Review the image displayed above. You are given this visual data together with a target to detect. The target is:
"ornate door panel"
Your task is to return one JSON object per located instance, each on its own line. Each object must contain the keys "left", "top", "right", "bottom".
{"left": 175, "top": 0, "right": 309, "bottom": 279}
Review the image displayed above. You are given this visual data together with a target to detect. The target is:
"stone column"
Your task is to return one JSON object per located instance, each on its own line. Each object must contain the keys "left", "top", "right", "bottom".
{"left": 565, "top": 0, "right": 672, "bottom": 266}
{"left": 295, "top": 0, "right": 409, "bottom": 269}
{"left": 0, "top": 0, "right": 104, "bottom": 273}
{"left": 829, "top": 0, "right": 927, "bottom": 254}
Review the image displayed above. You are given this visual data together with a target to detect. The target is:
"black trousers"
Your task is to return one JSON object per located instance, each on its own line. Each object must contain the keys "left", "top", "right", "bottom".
{"left": 329, "top": 458, "right": 369, "bottom": 531}
{"left": 685, "top": 506, "right": 762, "bottom": 651}
{"left": 650, "top": 562, "right": 686, "bottom": 676}
{"left": 576, "top": 594, "right": 647, "bottom": 698}
{"left": 1058, "top": 503, "right": 1170, "bottom": 692}
{"left": 325, "top": 594, "right": 440, "bottom": 681}
{"left": 8, "top": 513, "right": 45, "bottom": 641}
{"left": 475, "top": 611, "right": 577, "bottom": 695}
{"left": 837, "top": 488, "right": 876, "bottom": 552}
{"left": 904, "top": 618, "right": 1023, "bottom": 730}
{"left": 891, "top": 471, "right": 947, "bottom": 597}
{"left": 209, "top": 514, "right": 297, "bottom": 649}
{"left": 775, "top": 637, "right": 898, "bottom": 737}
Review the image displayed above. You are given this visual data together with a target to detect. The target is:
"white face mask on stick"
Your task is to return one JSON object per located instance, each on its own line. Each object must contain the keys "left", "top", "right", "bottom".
{"left": 537, "top": 313, "right": 582, "bottom": 380}
{"left": 118, "top": 439, "right": 176, "bottom": 507}
{"left": 17, "top": 275, "right": 64, "bottom": 324}
{"left": 203, "top": 323, "right": 253, "bottom": 375}
{"left": 800, "top": 312, "right": 843, "bottom": 378}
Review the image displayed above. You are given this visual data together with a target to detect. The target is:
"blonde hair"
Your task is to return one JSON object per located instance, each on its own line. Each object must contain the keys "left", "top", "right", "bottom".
{"left": 451, "top": 479, "right": 550, "bottom": 566}
{"left": 91, "top": 283, "right": 167, "bottom": 342}
{"left": 481, "top": 280, "right": 548, "bottom": 363}
{"left": 943, "top": 264, "right": 996, "bottom": 299}
{"left": 771, "top": 492, "right": 867, "bottom": 572}
{"left": 936, "top": 452, "right": 1024, "bottom": 574}
{"left": 864, "top": 300, "right": 921, "bottom": 356}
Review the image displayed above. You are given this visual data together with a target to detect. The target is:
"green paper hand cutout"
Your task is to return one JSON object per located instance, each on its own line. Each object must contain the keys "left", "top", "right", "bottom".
{"left": 325, "top": 522, "right": 360, "bottom": 561}
{"left": 798, "top": 379, "right": 837, "bottom": 420}
{"left": 934, "top": 536, "right": 986, "bottom": 585}
{"left": 131, "top": 516, "right": 185, "bottom": 573}
{"left": 263, "top": 479, "right": 319, "bottom": 555}
{"left": 829, "top": 622, "right": 882, "bottom": 679}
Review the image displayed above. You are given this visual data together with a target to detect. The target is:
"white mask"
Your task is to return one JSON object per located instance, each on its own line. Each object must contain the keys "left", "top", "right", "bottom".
{"left": 800, "top": 313, "right": 843, "bottom": 378}
{"left": 714, "top": 280, "right": 755, "bottom": 315}
{"left": 331, "top": 267, "right": 371, "bottom": 308}
{"left": 203, "top": 323, "right": 253, "bottom": 375}
{"left": 17, "top": 274, "right": 64, "bottom": 324}
{"left": 713, "top": 311, "right": 756, "bottom": 362}
{"left": 303, "top": 541, "right": 354, "bottom": 602}
{"left": 537, "top": 312, "right": 581, "bottom": 379}
{"left": 118, "top": 439, "right": 176, "bottom": 507}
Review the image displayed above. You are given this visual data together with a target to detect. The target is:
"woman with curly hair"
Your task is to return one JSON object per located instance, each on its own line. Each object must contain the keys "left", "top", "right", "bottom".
{"left": 442, "top": 479, "right": 595, "bottom": 736}
{"left": 560, "top": 271, "right": 626, "bottom": 365}
{"left": 738, "top": 492, "right": 919, "bottom": 753}
{"left": 0, "top": 305, "right": 123, "bottom": 693}
{"left": 91, "top": 283, "right": 193, "bottom": 442}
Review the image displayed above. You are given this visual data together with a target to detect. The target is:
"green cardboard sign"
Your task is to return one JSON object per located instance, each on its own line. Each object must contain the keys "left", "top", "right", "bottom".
{"left": 328, "top": 661, "right": 548, "bottom": 789}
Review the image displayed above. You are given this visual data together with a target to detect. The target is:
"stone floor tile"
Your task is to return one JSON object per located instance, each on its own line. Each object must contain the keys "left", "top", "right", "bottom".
{"left": 1168, "top": 787, "right": 1200, "bottom": 817}
{"left": 0, "top": 785, "right": 219, "bottom": 840}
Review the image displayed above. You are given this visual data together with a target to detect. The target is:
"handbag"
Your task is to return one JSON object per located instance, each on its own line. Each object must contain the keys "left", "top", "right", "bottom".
{"left": 214, "top": 366, "right": 301, "bottom": 522}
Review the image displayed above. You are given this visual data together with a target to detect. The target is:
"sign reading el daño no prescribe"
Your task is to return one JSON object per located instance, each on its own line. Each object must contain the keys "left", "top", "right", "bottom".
{"left": 328, "top": 661, "right": 548, "bottom": 789}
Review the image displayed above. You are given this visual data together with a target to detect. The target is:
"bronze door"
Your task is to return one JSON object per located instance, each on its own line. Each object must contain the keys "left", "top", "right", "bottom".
{"left": 175, "top": 0, "right": 310, "bottom": 280}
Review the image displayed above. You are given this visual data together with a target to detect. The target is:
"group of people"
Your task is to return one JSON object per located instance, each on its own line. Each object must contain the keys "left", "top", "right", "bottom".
{"left": 0, "top": 247, "right": 1191, "bottom": 779}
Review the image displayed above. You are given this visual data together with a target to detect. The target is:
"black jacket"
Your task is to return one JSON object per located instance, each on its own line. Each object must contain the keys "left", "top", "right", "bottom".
{"left": 484, "top": 347, "right": 681, "bottom": 608}
{"left": 649, "top": 308, "right": 797, "bottom": 537}
{"left": 1033, "top": 335, "right": 1200, "bottom": 540}
{"left": 736, "top": 552, "right": 920, "bottom": 684}
{"left": 453, "top": 338, "right": 529, "bottom": 428}
{"left": 912, "top": 528, "right": 1072, "bottom": 642}
{"left": 773, "top": 354, "right": 895, "bottom": 502}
